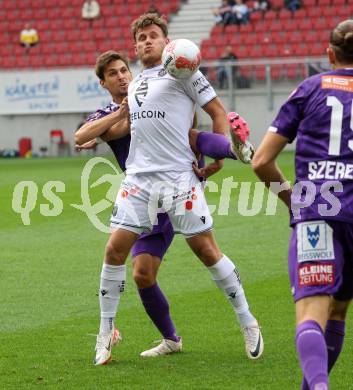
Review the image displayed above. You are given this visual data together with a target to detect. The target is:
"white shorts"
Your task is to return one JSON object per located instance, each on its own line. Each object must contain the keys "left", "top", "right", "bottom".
{"left": 110, "top": 170, "right": 213, "bottom": 236}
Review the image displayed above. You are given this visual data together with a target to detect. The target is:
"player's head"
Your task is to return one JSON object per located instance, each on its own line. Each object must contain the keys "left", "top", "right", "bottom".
{"left": 328, "top": 19, "right": 353, "bottom": 67}
{"left": 131, "top": 13, "right": 169, "bottom": 68}
{"left": 95, "top": 51, "right": 132, "bottom": 99}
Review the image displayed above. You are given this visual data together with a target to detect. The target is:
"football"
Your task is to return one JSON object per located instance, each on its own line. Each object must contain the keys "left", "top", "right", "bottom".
{"left": 162, "top": 39, "right": 201, "bottom": 79}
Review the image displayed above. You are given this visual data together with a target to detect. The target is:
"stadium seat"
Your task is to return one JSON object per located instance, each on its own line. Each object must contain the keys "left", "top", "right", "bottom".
{"left": 264, "top": 10, "right": 276, "bottom": 20}
{"left": 271, "top": 65, "right": 282, "bottom": 80}
{"left": 307, "top": 8, "right": 322, "bottom": 18}
{"left": 302, "top": 0, "right": 316, "bottom": 6}
{"left": 49, "top": 130, "right": 71, "bottom": 157}
{"left": 298, "top": 19, "right": 312, "bottom": 31}
{"left": 278, "top": 9, "right": 292, "bottom": 19}
{"left": 254, "top": 66, "right": 266, "bottom": 81}
{"left": 264, "top": 45, "right": 278, "bottom": 58}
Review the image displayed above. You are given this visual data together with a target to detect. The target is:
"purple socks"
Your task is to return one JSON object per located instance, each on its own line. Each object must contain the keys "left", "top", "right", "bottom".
{"left": 138, "top": 283, "right": 179, "bottom": 342}
{"left": 296, "top": 320, "right": 328, "bottom": 390}
{"left": 325, "top": 319, "right": 345, "bottom": 372}
{"left": 196, "top": 131, "right": 237, "bottom": 160}
{"left": 301, "top": 319, "right": 346, "bottom": 390}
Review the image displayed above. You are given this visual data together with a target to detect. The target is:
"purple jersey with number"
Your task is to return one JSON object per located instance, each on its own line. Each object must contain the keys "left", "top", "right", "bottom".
{"left": 270, "top": 68, "right": 353, "bottom": 225}
{"left": 86, "top": 102, "right": 131, "bottom": 172}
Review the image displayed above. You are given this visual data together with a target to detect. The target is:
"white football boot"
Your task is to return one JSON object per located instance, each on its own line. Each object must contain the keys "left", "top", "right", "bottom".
{"left": 241, "top": 322, "right": 264, "bottom": 360}
{"left": 140, "top": 338, "right": 182, "bottom": 357}
{"left": 94, "top": 328, "right": 121, "bottom": 365}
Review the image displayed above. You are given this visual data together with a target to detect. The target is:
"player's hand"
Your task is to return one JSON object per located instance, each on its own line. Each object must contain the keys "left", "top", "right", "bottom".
{"left": 75, "top": 139, "right": 97, "bottom": 151}
{"left": 119, "top": 97, "right": 129, "bottom": 119}
{"left": 193, "top": 159, "right": 224, "bottom": 179}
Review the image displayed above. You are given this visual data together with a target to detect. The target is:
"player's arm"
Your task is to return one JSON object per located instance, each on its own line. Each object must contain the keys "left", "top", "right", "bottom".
{"left": 75, "top": 98, "right": 129, "bottom": 145}
{"left": 100, "top": 118, "right": 130, "bottom": 142}
{"left": 192, "top": 97, "right": 228, "bottom": 178}
{"left": 202, "top": 97, "right": 228, "bottom": 136}
{"left": 252, "top": 131, "right": 291, "bottom": 208}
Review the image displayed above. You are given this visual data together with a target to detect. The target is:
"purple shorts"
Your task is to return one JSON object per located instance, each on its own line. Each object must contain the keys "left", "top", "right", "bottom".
{"left": 131, "top": 213, "right": 174, "bottom": 260}
{"left": 288, "top": 220, "right": 353, "bottom": 302}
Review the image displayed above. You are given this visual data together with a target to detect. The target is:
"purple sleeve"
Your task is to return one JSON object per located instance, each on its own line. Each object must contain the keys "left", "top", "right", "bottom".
{"left": 269, "top": 82, "right": 307, "bottom": 143}
{"left": 85, "top": 110, "right": 104, "bottom": 123}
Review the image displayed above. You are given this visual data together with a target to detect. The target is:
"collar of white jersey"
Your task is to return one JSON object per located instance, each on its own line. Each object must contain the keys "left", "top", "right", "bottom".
{"left": 139, "top": 64, "right": 163, "bottom": 77}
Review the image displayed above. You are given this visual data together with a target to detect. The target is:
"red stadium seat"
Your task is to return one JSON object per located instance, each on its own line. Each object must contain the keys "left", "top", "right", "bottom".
{"left": 270, "top": 0, "right": 283, "bottom": 8}
{"left": 302, "top": 0, "right": 316, "bottom": 6}
{"left": 271, "top": 65, "right": 282, "bottom": 80}
{"left": 254, "top": 66, "right": 266, "bottom": 81}
{"left": 269, "top": 20, "right": 283, "bottom": 32}
{"left": 244, "top": 33, "right": 257, "bottom": 45}
{"left": 286, "top": 64, "right": 298, "bottom": 80}
{"left": 66, "top": 30, "right": 81, "bottom": 41}
{"left": 307, "top": 8, "right": 322, "bottom": 18}
{"left": 248, "top": 45, "right": 263, "bottom": 58}
{"left": 249, "top": 11, "right": 262, "bottom": 22}
{"left": 278, "top": 9, "right": 292, "bottom": 19}
{"left": 309, "top": 42, "right": 325, "bottom": 56}
{"left": 293, "top": 9, "right": 306, "bottom": 19}
{"left": 298, "top": 19, "right": 313, "bottom": 31}
{"left": 289, "top": 31, "right": 303, "bottom": 44}
{"left": 264, "top": 10, "right": 277, "bottom": 20}
{"left": 282, "top": 19, "right": 299, "bottom": 31}
{"left": 63, "top": 19, "right": 76, "bottom": 30}
{"left": 304, "top": 30, "right": 319, "bottom": 43}
{"left": 264, "top": 45, "right": 278, "bottom": 58}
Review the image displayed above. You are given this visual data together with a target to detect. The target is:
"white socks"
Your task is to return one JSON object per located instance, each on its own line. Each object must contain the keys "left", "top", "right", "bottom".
{"left": 99, "top": 263, "right": 126, "bottom": 334}
{"left": 208, "top": 255, "right": 256, "bottom": 328}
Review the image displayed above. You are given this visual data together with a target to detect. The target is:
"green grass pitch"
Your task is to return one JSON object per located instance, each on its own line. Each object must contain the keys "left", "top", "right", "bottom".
{"left": 0, "top": 154, "right": 352, "bottom": 389}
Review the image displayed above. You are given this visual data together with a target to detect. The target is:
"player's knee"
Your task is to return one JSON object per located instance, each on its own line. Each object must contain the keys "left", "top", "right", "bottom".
{"left": 105, "top": 241, "right": 127, "bottom": 265}
{"left": 194, "top": 243, "right": 220, "bottom": 266}
{"left": 133, "top": 269, "right": 155, "bottom": 288}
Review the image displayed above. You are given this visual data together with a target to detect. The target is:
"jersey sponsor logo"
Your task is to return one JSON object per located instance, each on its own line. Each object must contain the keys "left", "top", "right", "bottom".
{"left": 130, "top": 110, "right": 166, "bottom": 121}
{"left": 308, "top": 160, "right": 353, "bottom": 180}
{"left": 297, "top": 221, "right": 335, "bottom": 262}
{"left": 298, "top": 263, "right": 334, "bottom": 287}
{"left": 322, "top": 75, "right": 353, "bottom": 92}
{"left": 307, "top": 225, "right": 320, "bottom": 248}
{"left": 134, "top": 79, "right": 148, "bottom": 107}
{"left": 192, "top": 75, "right": 207, "bottom": 87}
{"left": 158, "top": 69, "right": 167, "bottom": 77}
{"left": 198, "top": 85, "right": 210, "bottom": 94}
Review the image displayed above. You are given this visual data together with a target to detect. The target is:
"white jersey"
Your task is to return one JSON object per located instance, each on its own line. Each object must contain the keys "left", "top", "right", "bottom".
{"left": 126, "top": 65, "right": 217, "bottom": 174}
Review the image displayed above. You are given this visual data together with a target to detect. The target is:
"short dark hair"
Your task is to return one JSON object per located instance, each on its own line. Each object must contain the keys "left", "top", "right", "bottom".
{"left": 95, "top": 51, "right": 130, "bottom": 80}
{"left": 131, "top": 13, "right": 168, "bottom": 41}
{"left": 330, "top": 19, "right": 353, "bottom": 65}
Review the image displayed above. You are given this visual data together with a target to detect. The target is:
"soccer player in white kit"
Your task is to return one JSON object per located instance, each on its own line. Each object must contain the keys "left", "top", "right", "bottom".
{"left": 94, "top": 13, "right": 264, "bottom": 365}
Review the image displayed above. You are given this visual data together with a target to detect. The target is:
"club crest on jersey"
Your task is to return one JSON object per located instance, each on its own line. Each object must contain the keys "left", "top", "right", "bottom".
{"left": 297, "top": 221, "right": 335, "bottom": 263}
{"left": 158, "top": 69, "right": 167, "bottom": 77}
{"left": 135, "top": 79, "right": 148, "bottom": 107}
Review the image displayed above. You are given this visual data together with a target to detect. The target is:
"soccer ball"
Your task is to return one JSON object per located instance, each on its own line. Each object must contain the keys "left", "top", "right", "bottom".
{"left": 162, "top": 39, "right": 201, "bottom": 79}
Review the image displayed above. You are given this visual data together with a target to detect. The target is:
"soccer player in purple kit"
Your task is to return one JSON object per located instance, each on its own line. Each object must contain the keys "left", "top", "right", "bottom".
{"left": 252, "top": 20, "right": 353, "bottom": 390}
{"left": 76, "top": 47, "right": 259, "bottom": 364}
